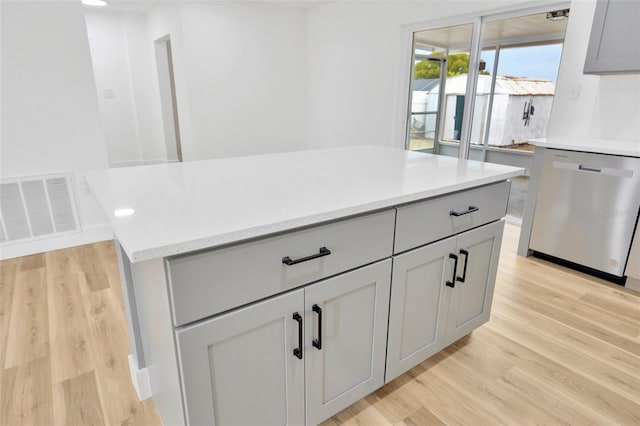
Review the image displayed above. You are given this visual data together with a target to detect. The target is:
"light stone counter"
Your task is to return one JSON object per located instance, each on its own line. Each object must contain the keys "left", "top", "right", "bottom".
{"left": 85, "top": 145, "right": 523, "bottom": 262}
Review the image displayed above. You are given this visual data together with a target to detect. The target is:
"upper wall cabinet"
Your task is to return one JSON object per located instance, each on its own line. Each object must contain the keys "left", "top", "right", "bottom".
{"left": 584, "top": 0, "right": 640, "bottom": 74}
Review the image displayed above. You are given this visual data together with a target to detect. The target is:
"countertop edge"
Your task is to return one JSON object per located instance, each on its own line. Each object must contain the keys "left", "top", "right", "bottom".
{"left": 529, "top": 138, "right": 640, "bottom": 157}
{"left": 122, "top": 169, "right": 523, "bottom": 263}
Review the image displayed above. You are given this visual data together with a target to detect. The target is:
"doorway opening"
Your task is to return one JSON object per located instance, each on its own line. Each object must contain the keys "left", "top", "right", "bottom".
{"left": 155, "top": 36, "right": 183, "bottom": 162}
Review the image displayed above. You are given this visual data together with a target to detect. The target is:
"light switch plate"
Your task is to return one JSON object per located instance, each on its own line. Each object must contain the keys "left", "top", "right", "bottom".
{"left": 568, "top": 83, "right": 580, "bottom": 100}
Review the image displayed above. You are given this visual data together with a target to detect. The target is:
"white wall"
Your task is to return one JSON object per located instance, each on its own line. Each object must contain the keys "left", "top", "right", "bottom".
{"left": 500, "top": 95, "right": 554, "bottom": 144}
{"left": 85, "top": 11, "right": 143, "bottom": 166}
{"left": 548, "top": 0, "right": 640, "bottom": 142}
{"left": 148, "top": 2, "right": 309, "bottom": 160}
{"left": 307, "top": 0, "right": 558, "bottom": 149}
{"left": 1, "top": 1, "right": 112, "bottom": 259}
{"left": 85, "top": 0, "right": 310, "bottom": 163}
{"left": 85, "top": 10, "right": 167, "bottom": 167}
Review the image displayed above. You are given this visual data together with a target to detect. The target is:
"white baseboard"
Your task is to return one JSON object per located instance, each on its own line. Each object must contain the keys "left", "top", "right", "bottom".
{"left": 128, "top": 354, "right": 151, "bottom": 401}
{"left": 110, "top": 159, "right": 170, "bottom": 168}
{"left": 505, "top": 215, "right": 523, "bottom": 226}
{"left": 0, "top": 224, "right": 113, "bottom": 260}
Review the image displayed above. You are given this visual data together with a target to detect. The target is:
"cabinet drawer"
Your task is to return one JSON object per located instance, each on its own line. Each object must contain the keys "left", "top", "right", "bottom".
{"left": 394, "top": 181, "right": 510, "bottom": 253}
{"left": 167, "top": 209, "right": 395, "bottom": 326}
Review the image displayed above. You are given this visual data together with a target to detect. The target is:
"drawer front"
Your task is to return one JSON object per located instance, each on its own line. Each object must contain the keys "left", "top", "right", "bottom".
{"left": 167, "top": 209, "right": 395, "bottom": 326}
{"left": 394, "top": 181, "right": 510, "bottom": 253}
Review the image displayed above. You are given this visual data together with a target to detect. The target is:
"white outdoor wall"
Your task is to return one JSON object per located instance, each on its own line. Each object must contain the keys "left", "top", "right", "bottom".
{"left": 503, "top": 96, "right": 554, "bottom": 142}
{"left": 1, "top": 1, "right": 111, "bottom": 259}
{"left": 548, "top": 0, "right": 640, "bottom": 141}
{"left": 471, "top": 95, "right": 487, "bottom": 145}
{"left": 487, "top": 95, "right": 510, "bottom": 145}
{"left": 307, "top": 0, "right": 558, "bottom": 149}
{"left": 85, "top": 10, "right": 167, "bottom": 167}
{"left": 148, "top": 2, "right": 308, "bottom": 160}
{"left": 443, "top": 95, "right": 459, "bottom": 141}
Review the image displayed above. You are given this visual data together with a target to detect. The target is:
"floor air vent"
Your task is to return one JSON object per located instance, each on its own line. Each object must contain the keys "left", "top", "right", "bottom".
{"left": 0, "top": 173, "right": 81, "bottom": 244}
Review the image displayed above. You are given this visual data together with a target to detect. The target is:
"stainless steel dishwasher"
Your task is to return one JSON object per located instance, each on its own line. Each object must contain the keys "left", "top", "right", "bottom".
{"left": 530, "top": 149, "right": 640, "bottom": 281}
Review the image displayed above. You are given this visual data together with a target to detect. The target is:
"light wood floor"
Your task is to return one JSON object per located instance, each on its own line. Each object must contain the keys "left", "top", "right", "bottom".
{"left": 1, "top": 224, "right": 639, "bottom": 425}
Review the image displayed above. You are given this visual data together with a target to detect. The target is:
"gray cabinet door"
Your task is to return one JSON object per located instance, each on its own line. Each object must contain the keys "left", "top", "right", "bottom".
{"left": 584, "top": 0, "right": 640, "bottom": 74}
{"left": 304, "top": 260, "right": 392, "bottom": 425}
{"left": 176, "top": 289, "right": 305, "bottom": 426}
{"left": 385, "top": 236, "right": 456, "bottom": 382}
{"left": 445, "top": 220, "right": 504, "bottom": 343}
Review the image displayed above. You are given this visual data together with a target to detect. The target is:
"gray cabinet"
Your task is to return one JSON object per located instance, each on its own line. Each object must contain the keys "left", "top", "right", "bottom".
{"left": 584, "top": 0, "right": 640, "bottom": 74}
{"left": 444, "top": 220, "right": 504, "bottom": 343}
{"left": 394, "top": 181, "right": 509, "bottom": 254}
{"left": 386, "top": 237, "right": 455, "bottom": 382}
{"left": 176, "top": 290, "right": 305, "bottom": 426}
{"left": 305, "top": 260, "right": 391, "bottom": 425}
{"left": 386, "top": 220, "right": 504, "bottom": 382}
{"left": 167, "top": 210, "right": 395, "bottom": 327}
{"left": 176, "top": 260, "right": 391, "bottom": 426}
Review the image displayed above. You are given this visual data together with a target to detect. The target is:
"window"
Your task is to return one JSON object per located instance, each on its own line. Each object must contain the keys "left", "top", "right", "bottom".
{"left": 403, "top": 5, "right": 569, "bottom": 219}
{"left": 405, "top": 6, "right": 568, "bottom": 161}
{"left": 470, "top": 12, "right": 566, "bottom": 154}
{"left": 407, "top": 22, "right": 475, "bottom": 157}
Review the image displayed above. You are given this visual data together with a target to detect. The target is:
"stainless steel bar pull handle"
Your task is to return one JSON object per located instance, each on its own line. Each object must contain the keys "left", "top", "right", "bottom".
{"left": 293, "top": 312, "right": 303, "bottom": 360}
{"left": 450, "top": 206, "right": 479, "bottom": 217}
{"left": 578, "top": 165, "right": 602, "bottom": 173}
{"left": 282, "top": 247, "right": 331, "bottom": 266}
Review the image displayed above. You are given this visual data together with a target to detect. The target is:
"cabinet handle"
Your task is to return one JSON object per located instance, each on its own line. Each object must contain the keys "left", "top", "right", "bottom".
{"left": 450, "top": 206, "right": 479, "bottom": 217}
{"left": 312, "top": 304, "right": 322, "bottom": 350}
{"left": 457, "top": 249, "right": 469, "bottom": 283}
{"left": 293, "top": 312, "right": 303, "bottom": 360}
{"left": 446, "top": 254, "right": 458, "bottom": 288}
{"left": 282, "top": 247, "right": 331, "bottom": 266}
{"left": 578, "top": 164, "right": 601, "bottom": 173}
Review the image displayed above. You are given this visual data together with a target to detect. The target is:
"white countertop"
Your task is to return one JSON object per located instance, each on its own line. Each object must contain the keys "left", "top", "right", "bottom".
{"left": 530, "top": 137, "right": 640, "bottom": 157}
{"left": 85, "top": 146, "right": 523, "bottom": 262}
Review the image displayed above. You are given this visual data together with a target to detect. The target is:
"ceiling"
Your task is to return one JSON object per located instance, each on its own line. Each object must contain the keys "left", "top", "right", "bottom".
{"left": 83, "top": 0, "right": 158, "bottom": 13}
{"left": 414, "top": 10, "right": 569, "bottom": 52}
{"left": 84, "top": 0, "right": 332, "bottom": 13}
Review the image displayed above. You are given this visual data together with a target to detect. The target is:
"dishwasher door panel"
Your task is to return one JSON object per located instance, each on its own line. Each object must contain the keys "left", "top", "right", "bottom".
{"left": 530, "top": 149, "right": 640, "bottom": 276}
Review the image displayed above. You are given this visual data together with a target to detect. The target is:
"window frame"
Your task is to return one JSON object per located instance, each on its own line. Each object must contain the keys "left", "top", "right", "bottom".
{"left": 396, "top": 2, "right": 571, "bottom": 159}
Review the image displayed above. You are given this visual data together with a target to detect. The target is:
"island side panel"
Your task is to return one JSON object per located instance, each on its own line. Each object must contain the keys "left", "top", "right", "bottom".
{"left": 131, "top": 257, "right": 185, "bottom": 425}
{"left": 115, "top": 242, "right": 145, "bottom": 368}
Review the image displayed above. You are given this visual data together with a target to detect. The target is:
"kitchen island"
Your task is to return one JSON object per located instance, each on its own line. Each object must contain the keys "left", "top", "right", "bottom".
{"left": 85, "top": 145, "right": 523, "bottom": 425}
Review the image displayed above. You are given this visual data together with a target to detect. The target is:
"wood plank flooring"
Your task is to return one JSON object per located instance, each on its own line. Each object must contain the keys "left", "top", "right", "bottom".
{"left": 1, "top": 224, "right": 638, "bottom": 425}
{"left": 0, "top": 241, "right": 159, "bottom": 426}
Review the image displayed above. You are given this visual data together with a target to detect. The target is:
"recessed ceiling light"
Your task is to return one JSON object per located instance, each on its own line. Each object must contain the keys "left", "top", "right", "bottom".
{"left": 82, "top": 0, "right": 108, "bottom": 6}
{"left": 114, "top": 208, "right": 135, "bottom": 217}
